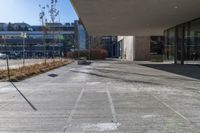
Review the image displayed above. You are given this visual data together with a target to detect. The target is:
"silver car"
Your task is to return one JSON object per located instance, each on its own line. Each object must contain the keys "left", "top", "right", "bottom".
{"left": 0, "top": 53, "right": 7, "bottom": 59}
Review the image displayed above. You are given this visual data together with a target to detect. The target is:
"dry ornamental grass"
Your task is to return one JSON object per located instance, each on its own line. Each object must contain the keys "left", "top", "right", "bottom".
{"left": 0, "top": 60, "right": 73, "bottom": 82}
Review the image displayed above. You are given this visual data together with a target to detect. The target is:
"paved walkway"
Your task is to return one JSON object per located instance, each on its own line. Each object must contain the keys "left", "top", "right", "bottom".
{"left": 0, "top": 60, "right": 200, "bottom": 133}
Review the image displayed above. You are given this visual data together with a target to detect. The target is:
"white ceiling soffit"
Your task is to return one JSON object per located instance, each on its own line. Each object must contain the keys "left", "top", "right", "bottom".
{"left": 71, "top": 0, "right": 200, "bottom": 36}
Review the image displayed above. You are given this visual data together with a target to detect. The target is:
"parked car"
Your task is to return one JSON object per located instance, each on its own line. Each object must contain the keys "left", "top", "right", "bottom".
{"left": 9, "top": 52, "right": 20, "bottom": 59}
{"left": 0, "top": 53, "right": 7, "bottom": 59}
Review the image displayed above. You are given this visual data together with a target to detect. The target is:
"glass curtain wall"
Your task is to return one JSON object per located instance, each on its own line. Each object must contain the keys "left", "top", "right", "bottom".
{"left": 164, "top": 28, "right": 175, "bottom": 62}
{"left": 177, "top": 24, "right": 184, "bottom": 64}
{"left": 164, "top": 18, "right": 200, "bottom": 64}
{"left": 187, "top": 19, "right": 200, "bottom": 63}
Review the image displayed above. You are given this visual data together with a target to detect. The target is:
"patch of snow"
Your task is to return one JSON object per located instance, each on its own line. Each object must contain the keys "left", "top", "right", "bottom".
{"left": 82, "top": 123, "right": 121, "bottom": 131}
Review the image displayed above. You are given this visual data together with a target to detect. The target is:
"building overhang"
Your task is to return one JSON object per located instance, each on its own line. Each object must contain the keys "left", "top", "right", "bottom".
{"left": 70, "top": 0, "right": 200, "bottom": 36}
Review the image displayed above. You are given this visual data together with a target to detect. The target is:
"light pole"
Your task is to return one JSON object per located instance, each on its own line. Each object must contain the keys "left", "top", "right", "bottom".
{"left": 3, "top": 35, "right": 10, "bottom": 80}
{"left": 21, "top": 32, "right": 27, "bottom": 67}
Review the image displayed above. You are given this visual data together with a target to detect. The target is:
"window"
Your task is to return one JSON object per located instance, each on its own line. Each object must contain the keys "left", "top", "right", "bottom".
{"left": 188, "top": 19, "right": 200, "bottom": 62}
{"left": 164, "top": 28, "right": 175, "bottom": 61}
{"left": 164, "top": 18, "right": 200, "bottom": 64}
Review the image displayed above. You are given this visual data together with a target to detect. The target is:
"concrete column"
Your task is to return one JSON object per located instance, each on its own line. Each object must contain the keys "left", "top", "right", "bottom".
{"left": 118, "top": 36, "right": 134, "bottom": 61}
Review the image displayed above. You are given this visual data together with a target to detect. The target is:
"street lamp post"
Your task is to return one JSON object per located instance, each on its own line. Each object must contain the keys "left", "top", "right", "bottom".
{"left": 21, "top": 32, "right": 27, "bottom": 67}
{"left": 3, "top": 35, "right": 10, "bottom": 80}
{"left": 43, "top": 26, "right": 47, "bottom": 64}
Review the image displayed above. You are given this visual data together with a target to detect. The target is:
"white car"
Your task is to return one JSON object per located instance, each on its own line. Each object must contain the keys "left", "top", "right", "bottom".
{"left": 0, "top": 53, "right": 7, "bottom": 59}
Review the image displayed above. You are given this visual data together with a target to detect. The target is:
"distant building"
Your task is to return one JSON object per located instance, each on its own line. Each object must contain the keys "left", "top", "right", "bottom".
{"left": 89, "top": 36, "right": 120, "bottom": 58}
{"left": 30, "top": 26, "right": 43, "bottom": 31}
{"left": 0, "top": 23, "right": 8, "bottom": 31}
{"left": 0, "top": 22, "right": 76, "bottom": 57}
{"left": 74, "top": 20, "right": 87, "bottom": 50}
{"left": 0, "top": 22, "right": 75, "bottom": 42}
{"left": 12, "top": 23, "right": 31, "bottom": 31}
{"left": 101, "top": 36, "right": 120, "bottom": 58}
{"left": 0, "top": 21, "right": 121, "bottom": 59}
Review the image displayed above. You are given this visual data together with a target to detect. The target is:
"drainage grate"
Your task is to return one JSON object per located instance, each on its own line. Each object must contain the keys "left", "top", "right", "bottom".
{"left": 48, "top": 74, "right": 58, "bottom": 78}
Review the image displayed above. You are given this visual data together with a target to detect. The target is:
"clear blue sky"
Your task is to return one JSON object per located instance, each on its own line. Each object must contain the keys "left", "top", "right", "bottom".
{"left": 0, "top": 0, "right": 78, "bottom": 25}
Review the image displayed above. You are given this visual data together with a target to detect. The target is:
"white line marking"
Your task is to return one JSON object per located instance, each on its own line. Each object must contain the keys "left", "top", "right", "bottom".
{"left": 63, "top": 88, "right": 84, "bottom": 133}
{"left": 148, "top": 92, "right": 190, "bottom": 122}
{"left": 106, "top": 88, "right": 117, "bottom": 123}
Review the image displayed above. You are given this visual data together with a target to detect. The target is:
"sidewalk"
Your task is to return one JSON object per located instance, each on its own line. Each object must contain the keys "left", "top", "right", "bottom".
{"left": 0, "top": 60, "right": 200, "bottom": 132}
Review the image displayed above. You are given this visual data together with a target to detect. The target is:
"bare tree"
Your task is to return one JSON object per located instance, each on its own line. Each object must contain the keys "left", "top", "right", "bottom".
{"left": 39, "top": 4, "right": 48, "bottom": 64}
{"left": 47, "top": 0, "right": 59, "bottom": 59}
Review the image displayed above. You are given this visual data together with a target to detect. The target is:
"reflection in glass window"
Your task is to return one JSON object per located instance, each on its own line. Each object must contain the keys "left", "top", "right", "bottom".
{"left": 189, "top": 19, "right": 200, "bottom": 62}
{"left": 164, "top": 18, "right": 200, "bottom": 64}
{"left": 164, "top": 28, "right": 175, "bottom": 61}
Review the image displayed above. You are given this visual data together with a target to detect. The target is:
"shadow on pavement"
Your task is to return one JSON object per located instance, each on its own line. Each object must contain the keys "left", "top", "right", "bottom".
{"left": 92, "top": 68, "right": 197, "bottom": 81}
{"left": 140, "top": 64, "right": 200, "bottom": 80}
{"left": 70, "top": 70, "right": 161, "bottom": 85}
{"left": 10, "top": 82, "right": 37, "bottom": 111}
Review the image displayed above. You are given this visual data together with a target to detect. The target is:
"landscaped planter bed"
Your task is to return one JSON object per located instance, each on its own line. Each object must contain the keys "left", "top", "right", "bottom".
{"left": 0, "top": 60, "right": 73, "bottom": 82}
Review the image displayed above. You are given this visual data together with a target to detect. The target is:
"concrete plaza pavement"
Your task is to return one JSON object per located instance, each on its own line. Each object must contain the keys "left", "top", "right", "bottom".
{"left": 0, "top": 60, "right": 200, "bottom": 133}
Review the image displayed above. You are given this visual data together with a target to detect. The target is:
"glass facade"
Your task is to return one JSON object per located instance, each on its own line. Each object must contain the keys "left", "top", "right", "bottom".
{"left": 188, "top": 19, "right": 200, "bottom": 62}
{"left": 78, "top": 25, "right": 86, "bottom": 50}
{"left": 150, "top": 36, "right": 164, "bottom": 55}
{"left": 164, "top": 28, "right": 175, "bottom": 61}
{"left": 164, "top": 18, "right": 200, "bottom": 64}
